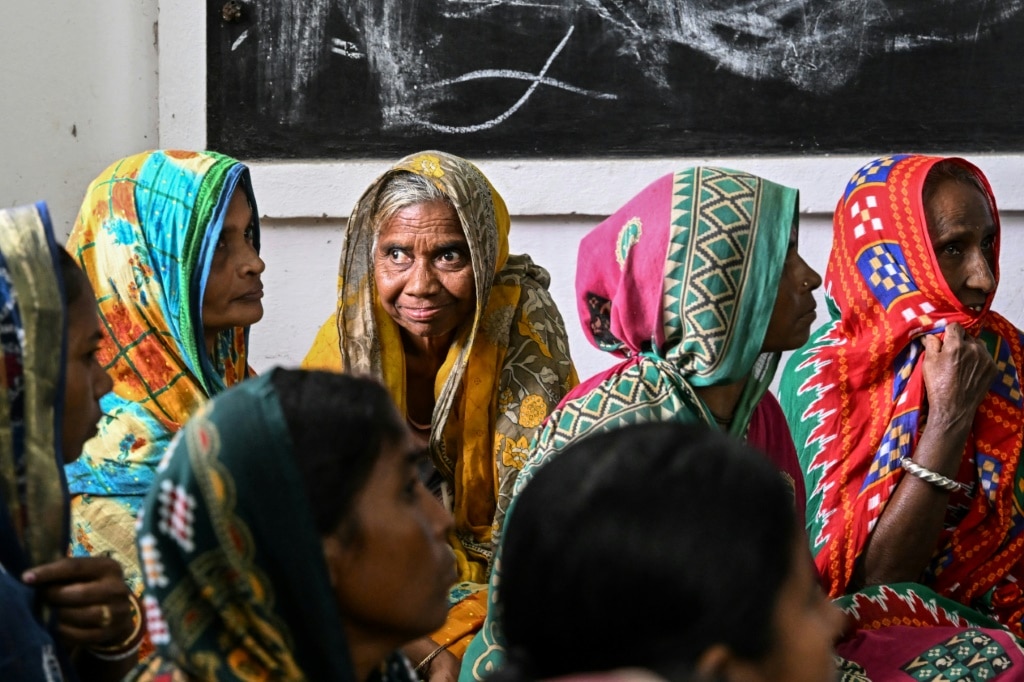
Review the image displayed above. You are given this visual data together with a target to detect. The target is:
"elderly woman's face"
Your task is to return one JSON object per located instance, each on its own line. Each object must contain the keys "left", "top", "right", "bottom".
{"left": 925, "top": 178, "right": 997, "bottom": 312}
{"left": 374, "top": 201, "right": 476, "bottom": 342}
{"left": 761, "top": 223, "right": 822, "bottom": 353}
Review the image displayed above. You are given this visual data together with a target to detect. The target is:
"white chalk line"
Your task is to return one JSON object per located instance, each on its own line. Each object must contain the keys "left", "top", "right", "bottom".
{"left": 412, "top": 25, "right": 599, "bottom": 133}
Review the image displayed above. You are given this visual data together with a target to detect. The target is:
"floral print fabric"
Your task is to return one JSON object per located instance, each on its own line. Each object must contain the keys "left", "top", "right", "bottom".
{"left": 303, "top": 151, "right": 577, "bottom": 657}
{"left": 63, "top": 151, "right": 259, "bottom": 663}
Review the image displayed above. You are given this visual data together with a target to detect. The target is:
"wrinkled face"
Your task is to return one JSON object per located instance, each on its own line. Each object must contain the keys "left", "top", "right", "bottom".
{"left": 62, "top": 276, "right": 114, "bottom": 462}
{"left": 202, "top": 187, "right": 266, "bottom": 342}
{"left": 324, "top": 431, "right": 456, "bottom": 646}
{"left": 748, "top": 533, "right": 844, "bottom": 682}
{"left": 761, "top": 224, "right": 823, "bottom": 353}
{"left": 373, "top": 201, "right": 476, "bottom": 343}
{"left": 924, "top": 178, "right": 997, "bottom": 313}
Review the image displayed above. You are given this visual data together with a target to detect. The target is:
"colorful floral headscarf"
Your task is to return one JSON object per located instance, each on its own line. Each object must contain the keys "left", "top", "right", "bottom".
{"left": 64, "top": 150, "right": 259, "bottom": 604}
{"left": 780, "top": 155, "right": 1024, "bottom": 633}
{"left": 303, "top": 151, "right": 577, "bottom": 658}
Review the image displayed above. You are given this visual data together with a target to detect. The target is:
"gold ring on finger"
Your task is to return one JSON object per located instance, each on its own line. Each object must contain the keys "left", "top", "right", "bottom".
{"left": 100, "top": 604, "right": 112, "bottom": 628}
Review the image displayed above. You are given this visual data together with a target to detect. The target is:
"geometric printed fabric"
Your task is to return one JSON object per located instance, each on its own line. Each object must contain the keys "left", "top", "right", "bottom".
{"left": 844, "top": 154, "right": 909, "bottom": 196}
{"left": 862, "top": 409, "right": 918, "bottom": 492}
{"left": 901, "top": 629, "right": 1014, "bottom": 681}
{"left": 464, "top": 166, "right": 800, "bottom": 682}
{"left": 666, "top": 168, "right": 757, "bottom": 368}
{"left": 858, "top": 242, "right": 917, "bottom": 310}
{"left": 778, "top": 154, "right": 1024, "bottom": 621}
{"left": 990, "top": 335, "right": 1024, "bottom": 408}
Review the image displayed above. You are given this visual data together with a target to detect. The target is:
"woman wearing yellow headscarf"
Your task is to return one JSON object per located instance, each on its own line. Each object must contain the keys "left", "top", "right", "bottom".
{"left": 304, "top": 151, "right": 577, "bottom": 676}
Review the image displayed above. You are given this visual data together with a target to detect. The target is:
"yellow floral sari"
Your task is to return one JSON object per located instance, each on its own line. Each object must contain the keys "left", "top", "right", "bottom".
{"left": 304, "top": 151, "right": 577, "bottom": 657}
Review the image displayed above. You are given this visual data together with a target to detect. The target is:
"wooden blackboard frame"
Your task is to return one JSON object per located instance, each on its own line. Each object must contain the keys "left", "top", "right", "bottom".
{"left": 160, "top": 0, "right": 1024, "bottom": 217}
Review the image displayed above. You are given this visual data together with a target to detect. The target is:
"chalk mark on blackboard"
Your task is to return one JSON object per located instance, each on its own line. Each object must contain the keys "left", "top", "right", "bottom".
{"left": 230, "top": 29, "right": 249, "bottom": 52}
{"left": 331, "top": 38, "right": 365, "bottom": 59}
{"left": 411, "top": 25, "right": 599, "bottom": 133}
{"left": 249, "top": 0, "right": 1024, "bottom": 135}
{"left": 423, "top": 71, "right": 616, "bottom": 101}
{"left": 442, "top": 0, "right": 569, "bottom": 19}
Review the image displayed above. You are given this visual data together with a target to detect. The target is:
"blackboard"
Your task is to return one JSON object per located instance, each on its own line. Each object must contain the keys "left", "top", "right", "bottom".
{"left": 207, "top": 1, "right": 1024, "bottom": 160}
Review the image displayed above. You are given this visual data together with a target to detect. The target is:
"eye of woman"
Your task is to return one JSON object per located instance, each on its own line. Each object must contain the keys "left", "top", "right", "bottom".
{"left": 981, "top": 235, "right": 995, "bottom": 250}
{"left": 385, "top": 247, "right": 410, "bottom": 264}
{"left": 244, "top": 225, "right": 255, "bottom": 243}
{"left": 942, "top": 242, "right": 963, "bottom": 257}
{"left": 437, "top": 247, "right": 466, "bottom": 266}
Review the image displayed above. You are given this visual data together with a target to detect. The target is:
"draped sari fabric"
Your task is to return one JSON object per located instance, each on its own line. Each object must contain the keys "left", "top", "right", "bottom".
{"left": 63, "top": 151, "right": 259, "bottom": 661}
{"left": 780, "top": 155, "right": 1024, "bottom": 676}
{"left": 137, "top": 372, "right": 410, "bottom": 681}
{"left": 463, "top": 167, "right": 806, "bottom": 680}
{"left": 303, "top": 151, "right": 577, "bottom": 657}
{"left": 0, "top": 203, "right": 74, "bottom": 679}
{"left": 781, "top": 155, "right": 1024, "bottom": 623}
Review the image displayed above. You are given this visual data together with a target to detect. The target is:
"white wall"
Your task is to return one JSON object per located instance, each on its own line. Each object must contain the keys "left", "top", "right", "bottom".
{"left": 0, "top": 0, "right": 159, "bottom": 237}
{"left": 253, "top": 209, "right": 1024, "bottom": 389}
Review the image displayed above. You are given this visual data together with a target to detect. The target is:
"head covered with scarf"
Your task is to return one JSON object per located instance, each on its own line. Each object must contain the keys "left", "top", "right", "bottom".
{"left": 780, "top": 155, "right": 1024, "bottom": 630}
{"left": 64, "top": 150, "right": 260, "bottom": 598}
{"left": 463, "top": 167, "right": 805, "bottom": 679}
{"left": 304, "top": 151, "right": 577, "bottom": 595}
{"left": 138, "top": 370, "right": 422, "bottom": 681}
{"left": 0, "top": 203, "right": 74, "bottom": 674}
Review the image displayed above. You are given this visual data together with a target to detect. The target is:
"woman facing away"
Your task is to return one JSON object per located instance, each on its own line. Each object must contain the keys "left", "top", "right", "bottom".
{"left": 63, "top": 150, "right": 266, "bottom": 663}
{"left": 464, "top": 166, "right": 825, "bottom": 679}
{"left": 303, "top": 151, "right": 577, "bottom": 674}
{"left": 496, "top": 422, "right": 843, "bottom": 682}
{"left": 0, "top": 203, "right": 140, "bottom": 680}
{"left": 781, "top": 155, "right": 1024, "bottom": 677}
{"left": 136, "top": 369, "right": 456, "bottom": 681}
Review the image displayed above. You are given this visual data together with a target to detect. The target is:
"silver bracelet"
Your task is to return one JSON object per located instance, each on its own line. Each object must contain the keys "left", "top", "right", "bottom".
{"left": 900, "top": 458, "right": 966, "bottom": 493}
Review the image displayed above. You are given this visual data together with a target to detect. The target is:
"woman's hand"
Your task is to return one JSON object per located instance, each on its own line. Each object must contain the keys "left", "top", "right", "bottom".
{"left": 403, "top": 636, "right": 460, "bottom": 682}
{"left": 23, "top": 556, "right": 135, "bottom": 649}
{"left": 856, "top": 323, "right": 996, "bottom": 588}
{"left": 921, "top": 323, "right": 998, "bottom": 434}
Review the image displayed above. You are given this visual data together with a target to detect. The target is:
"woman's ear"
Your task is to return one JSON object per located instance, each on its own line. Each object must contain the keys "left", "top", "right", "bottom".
{"left": 695, "top": 644, "right": 764, "bottom": 682}
{"left": 321, "top": 535, "right": 347, "bottom": 590}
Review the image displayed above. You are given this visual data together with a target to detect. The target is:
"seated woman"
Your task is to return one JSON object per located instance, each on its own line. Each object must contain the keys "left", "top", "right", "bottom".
{"left": 303, "top": 151, "right": 577, "bottom": 672}
{"left": 63, "top": 150, "right": 265, "bottom": 660}
{"left": 781, "top": 155, "right": 1024, "bottom": 676}
{"left": 136, "top": 369, "right": 456, "bottom": 681}
{"left": 0, "top": 203, "right": 140, "bottom": 680}
{"left": 496, "top": 422, "right": 843, "bottom": 682}
{"left": 464, "top": 166, "right": 824, "bottom": 679}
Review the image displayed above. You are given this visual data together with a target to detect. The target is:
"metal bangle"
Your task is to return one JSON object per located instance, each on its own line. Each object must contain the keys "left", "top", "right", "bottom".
{"left": 88, "top": 591, "right": 144, "bottom": 657}
{"left": 87, "top": 640, "right": 141, "bottom": 662}
{"left": 414, "top": 644, "right": 448, "bottom": 676}
{"left": 900, "top": 458, "right": 966, "bottom": 493}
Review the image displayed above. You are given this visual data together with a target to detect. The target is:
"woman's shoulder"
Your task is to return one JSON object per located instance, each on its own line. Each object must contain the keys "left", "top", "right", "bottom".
{"left": 498, "top": 253, "right": 551, "bottom": 290}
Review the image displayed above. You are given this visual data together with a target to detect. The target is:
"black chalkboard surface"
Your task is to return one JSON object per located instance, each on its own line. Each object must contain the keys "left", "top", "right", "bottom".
{"left": 207, "top": 1, "right": 1024, "bottom": 159}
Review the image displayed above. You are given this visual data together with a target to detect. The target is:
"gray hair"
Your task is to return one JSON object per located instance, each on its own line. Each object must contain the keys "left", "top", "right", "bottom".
{"left": 371, "top": 172, "right": 455, "bottom": 234}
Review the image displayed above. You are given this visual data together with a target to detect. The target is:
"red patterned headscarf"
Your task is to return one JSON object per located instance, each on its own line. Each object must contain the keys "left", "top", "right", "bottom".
{"left": 780, "top": 155, "right": 1024, "bottom": 633}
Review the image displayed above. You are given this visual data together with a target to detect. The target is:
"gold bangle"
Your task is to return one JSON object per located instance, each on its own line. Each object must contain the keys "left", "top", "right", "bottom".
{"left": 414, "top": 644, "right": 449, "bottom": 676}
{"left": 89, "top": 591, "right": 144, "bottom": 656}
